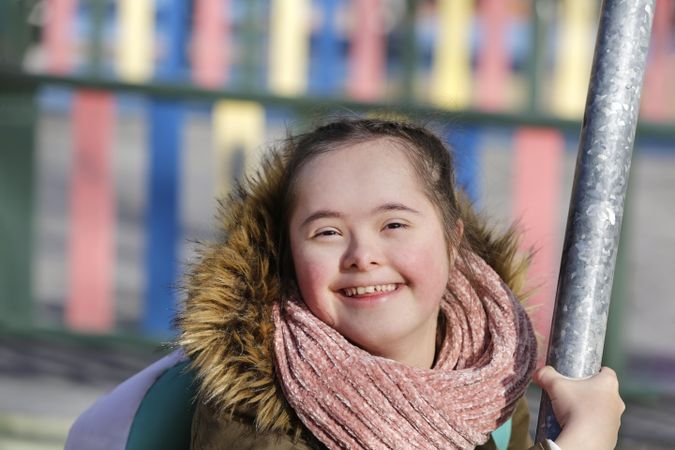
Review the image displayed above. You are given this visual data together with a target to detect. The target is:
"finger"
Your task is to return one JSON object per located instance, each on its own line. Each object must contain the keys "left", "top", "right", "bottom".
{"left": 533, "top": 365, "right": 559, "bottom": 389}
{"left": 598, "top": 367, "right": 622, "bottom": 394}
{"left": 598, "top": 366, "right": 617, "bottom": 380}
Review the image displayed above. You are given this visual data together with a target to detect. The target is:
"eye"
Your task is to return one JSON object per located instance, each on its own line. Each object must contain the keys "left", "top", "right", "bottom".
{"left": 383, "top": 221, "right": 408, "bottom": 231}
{"left": 312, "top": 227, "right": 341, "bottom": 238}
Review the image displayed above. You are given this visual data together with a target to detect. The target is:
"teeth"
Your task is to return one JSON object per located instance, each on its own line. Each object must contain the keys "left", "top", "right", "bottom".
{"left": 342, "top": 284, "right": 397, "bottom": 297}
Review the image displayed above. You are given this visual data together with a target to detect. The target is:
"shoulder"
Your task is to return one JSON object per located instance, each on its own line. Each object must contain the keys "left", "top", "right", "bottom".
{"left": 192, "top": 402, "right": 322, "bottom": 450}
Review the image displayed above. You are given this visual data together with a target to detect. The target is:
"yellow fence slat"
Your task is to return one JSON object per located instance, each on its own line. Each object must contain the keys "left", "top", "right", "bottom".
{"left": 430, "top": 0, "right": 474, "bottom": 109}
{"left": 212, "top": 101, "right": 266, "bottom": 198}
{"left": 117, "top": 0, "right": 154, "bottom": 81}
{"left": 552, "top": 0, "right": 596, "bottom": 118}
{"left": 268, "top": 0, "right": 310, "bottom": 95}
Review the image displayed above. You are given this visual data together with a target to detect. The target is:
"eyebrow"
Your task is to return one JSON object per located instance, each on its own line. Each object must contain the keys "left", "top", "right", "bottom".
{"left": 374, "top": 202, "right": 421, "bottom": 215}
{"left": 300, "top": 210, "right": 343, "bottom": 228}
{"left": 300, "top": 203, "right": 420, "bottom": 228}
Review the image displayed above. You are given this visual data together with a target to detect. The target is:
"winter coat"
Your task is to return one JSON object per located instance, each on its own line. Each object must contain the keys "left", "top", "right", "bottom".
{"left": 191, "top": 395, "right": 535, "bottom": 450}
{"left": 64, "top": 350, "right": 549, "bottom": 450}
{"left": 176, "top": 149, "right": 551, "bottom": 450}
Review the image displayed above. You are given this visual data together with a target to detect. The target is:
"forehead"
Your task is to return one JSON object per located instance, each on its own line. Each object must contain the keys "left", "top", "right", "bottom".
{"left": 292, "top": 138, "right": 428, "bottom": 210}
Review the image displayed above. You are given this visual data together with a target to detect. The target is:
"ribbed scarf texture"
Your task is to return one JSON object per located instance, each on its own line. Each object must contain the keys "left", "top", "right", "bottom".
{"left": 273, "top": 252, "right": 537, "bottom": 450}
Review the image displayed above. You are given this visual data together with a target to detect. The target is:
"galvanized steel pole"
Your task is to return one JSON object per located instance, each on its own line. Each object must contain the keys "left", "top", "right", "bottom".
{"left": 535, "top": 0, "right": 655, "bottom": 442}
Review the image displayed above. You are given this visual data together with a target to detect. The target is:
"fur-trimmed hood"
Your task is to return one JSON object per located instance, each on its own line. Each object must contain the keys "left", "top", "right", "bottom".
{"left": 176, "top": 147, "right": 530, "bottom": 438}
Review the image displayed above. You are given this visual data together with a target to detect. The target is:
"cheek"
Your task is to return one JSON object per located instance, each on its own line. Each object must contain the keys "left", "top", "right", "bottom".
{"left": 403, "top": 241, "right": 450, "bottom": 298}
{"left": 293, "top": 259, "right": 338, "bottom": 327}
{"left": 291, "top": 247, "right": 333, "bottom": 306}
{"left": 294, "top": 257, "right": 325, "bottom": 296}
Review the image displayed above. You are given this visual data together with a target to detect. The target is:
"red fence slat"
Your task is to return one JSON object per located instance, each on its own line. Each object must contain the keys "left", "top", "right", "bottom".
{"left": 513, "top": 127, "right": 564, "bottom": 365}
{"left": 348, "top": 0, "right": 385, "bottom": 100}
{"left": 66, "top": 90, "right": 116, "bottom": 332}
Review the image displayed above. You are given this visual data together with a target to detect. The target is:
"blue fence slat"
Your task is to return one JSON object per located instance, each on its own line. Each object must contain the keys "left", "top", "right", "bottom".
{"left": 157, "top": 0, "right": 188, "bottom": 78}
{"left": 445, "top": 126, "right": 480, "bottom": 204}
{"left": 144, "top": 0, "right": 188, "bottom": 335}
{"left": 145, "top": 100, "right": 182, "bottom": 335}
{"left": 313, "top": 0, "right": 341, "bottom": 94}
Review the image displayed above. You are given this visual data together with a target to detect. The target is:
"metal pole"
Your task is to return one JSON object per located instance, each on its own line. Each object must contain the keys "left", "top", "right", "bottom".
{"left": 535, "top": 0, "right": 655, "bottom": 442}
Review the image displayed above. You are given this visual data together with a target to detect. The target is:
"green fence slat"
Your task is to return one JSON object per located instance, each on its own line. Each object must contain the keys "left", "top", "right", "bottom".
{"left": 0, "top": 0, "right": 32, "bottom": 66}
{"left": 86, "top": 0, "right": 107, "bottom": 74}
{"left": 527, "top": 0, "right": 553, "bottom": 114}
{"left": 400, "top": 0, "right": 419, "bottom": 103}
{"left": 0, "top": 83, "right": 37, "bottom": 328}
{"left": 242, "top": 0, "right": 262, "bottom": 91}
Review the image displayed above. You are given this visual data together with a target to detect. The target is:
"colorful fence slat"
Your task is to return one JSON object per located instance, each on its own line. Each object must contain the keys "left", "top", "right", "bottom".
{"left": 446, "top": 127, "right": 481, "bottom": 204}
{"left": 513, "top": 128, "right": 564, "bottom": 366}
{"left": 143, "top": 0, "right": 188, "bottom": 336}
{"left": 552, "top": 0, "right": 596, "bottom": 118}
{"left": 41, "top": 0, "right": 75, "bottom": 328}
{"left": 0, "top": 83, "right": 37, "bottom": 328}
{"left": 117, "top": 0, "right": 154, "bottom": 82}
{"left": 348, "top": 0, "right": 385, "bottom": 100}
{"left": 430, "top": 0, "right": 473, "bottom": 109}
{"left": 192, "top": 0, "right": 228, "bottom": 87}
{"left": 212, "top": 101, "right": 266, "bottom": 198}
{"left": 156, "top": 0, "right": 187, "bottom": 78}
{"left": 268, "top": 0, "right": 310, "bottom": 95}
{"left": 191, "top": 0, "right": 266, "bottom": 200}
{"left": 117, "top": 0, "right": 158, "bottom": 333}
{"left": 642, "top": 0, "right": 672, "bottom": 121}
{"left": 44, "top": 0, "right": 76, "bottom": 74}
{"left": 313, "top": 0, "right": 341, "bottom": 94}
{"left": 62, "top": 0, "right": 118, "bottom": 332}
{"left": 66, "top": 90, "right": 116, "bottom": 332}
{"left": 146, "top": 101, "right": 183, "bottom": 335}
{"left": 475, "top": 0, "right": 510, "bottom": 110}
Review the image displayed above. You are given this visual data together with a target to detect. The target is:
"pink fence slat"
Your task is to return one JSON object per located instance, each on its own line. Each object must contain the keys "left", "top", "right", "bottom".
{"left": 347, "top": 0, "right": 385, "bottom": 100}
{"left": 641, "top": 0, "right": 672, "bottom": 121}
{"left": 475, "top": 0, "right": 510, "bottom": 110}
{"left": 66, "top": 90, "right": 116, "bottom": 332}
{"left": 44, "top": 0, "right": 77, "bottom": 73}
{"left": 513, "top": 128, "right": 564, "bottom": 366}
{"left": 192, "top": 0, "right": 229, "bottom": 87}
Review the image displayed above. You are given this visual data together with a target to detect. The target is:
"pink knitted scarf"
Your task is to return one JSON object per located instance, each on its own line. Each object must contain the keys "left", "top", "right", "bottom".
{"left": 273, "top": 252, "right": 537, "bottom": 450}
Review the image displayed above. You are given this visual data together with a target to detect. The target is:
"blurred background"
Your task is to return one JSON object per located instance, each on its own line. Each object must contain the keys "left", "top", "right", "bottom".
{"left": 1, "top": 0, "right": 674, "bottom": 448}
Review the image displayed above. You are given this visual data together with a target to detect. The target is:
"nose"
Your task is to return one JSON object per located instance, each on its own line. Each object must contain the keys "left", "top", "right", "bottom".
{"left": 341, "top": 234, "right": 382, "bottom": 271}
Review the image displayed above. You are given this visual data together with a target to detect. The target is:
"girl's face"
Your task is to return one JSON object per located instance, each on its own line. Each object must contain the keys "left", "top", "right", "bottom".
{"left": 288, "top": 138, "right": 451, "bottom": 368}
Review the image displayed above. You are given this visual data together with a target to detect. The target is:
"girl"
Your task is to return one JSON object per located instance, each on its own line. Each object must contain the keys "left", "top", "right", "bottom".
{"left": 177, "top": 118, "right": 624, "bottom": 449}
{"left": 66, "top": 117, "right": 623, "bottom": 449}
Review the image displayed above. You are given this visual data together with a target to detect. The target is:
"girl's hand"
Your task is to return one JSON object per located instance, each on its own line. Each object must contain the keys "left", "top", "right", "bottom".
{"left": 534, "top": 365, "right": 625, "bottom": 450}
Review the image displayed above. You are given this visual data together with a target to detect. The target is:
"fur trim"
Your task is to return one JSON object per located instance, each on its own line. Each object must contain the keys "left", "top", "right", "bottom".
{"left": 176, "top": 151, "right": 305, "bottom": 436}
{"left": 176, "top": 147, "right": 530, "bottom": 437}
{"left": 458, "top": 193, "right": 532, "bottom": 301}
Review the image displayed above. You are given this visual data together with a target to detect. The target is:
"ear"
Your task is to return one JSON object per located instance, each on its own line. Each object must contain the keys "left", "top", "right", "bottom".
{"left": 455, "top": 219, "right": 464, "bottom": 240}
{"left": 447, "top": 219, "right": 464, "bottom": 263}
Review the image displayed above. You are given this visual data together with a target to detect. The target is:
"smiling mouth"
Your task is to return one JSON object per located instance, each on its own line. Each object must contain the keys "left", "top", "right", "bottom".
{"left": 341, "top": 284, "right": 398, "bottom": 297}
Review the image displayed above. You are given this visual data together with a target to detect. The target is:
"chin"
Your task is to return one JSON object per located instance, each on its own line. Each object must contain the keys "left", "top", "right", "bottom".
{"left": 353, "top": 319, "right": 439, "bottom": 364}
{"left": 344, "top": 329, "right": 412, "bottom": 358}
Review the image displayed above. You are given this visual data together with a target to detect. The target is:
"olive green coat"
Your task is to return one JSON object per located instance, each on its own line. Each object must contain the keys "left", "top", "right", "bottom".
{"left": 190, "top": 396, "right": 549, "bottom": 450}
